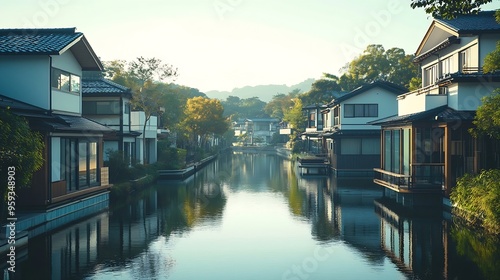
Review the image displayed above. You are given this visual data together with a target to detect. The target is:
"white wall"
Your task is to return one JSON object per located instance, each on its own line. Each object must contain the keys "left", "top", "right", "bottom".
{"left": 0, "top": 55, "right": 50, "bottom": 109}
{"left": 339, "top": 87, "right": 398, "bottom": 130}
{"left": 51, "top": 50, "right": 83, "bottom": 114}
{"left": 456, "top": 82, "right": 500, "bottom": 110}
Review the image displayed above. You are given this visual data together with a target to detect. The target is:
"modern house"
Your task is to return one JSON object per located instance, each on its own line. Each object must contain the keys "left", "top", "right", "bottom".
{"left": 301, "top": 103, "right": 328, "bottom": 154}
{"left": 82, "top": 75, "right": 141, "bottom": 163}
{"left": 0, "top": 28, "right": 112, "bottom": 224}
{"left": 372, "top": 11, "right": 500, "bottom": 207}
{"left": 130, "top": 111, "right": 158, "bottom": 164}
{"left": 320, "top": 81, "right": 406, "bottom": 175}
{"left": 237, "top": 118, "right": 280, "bottom": 145}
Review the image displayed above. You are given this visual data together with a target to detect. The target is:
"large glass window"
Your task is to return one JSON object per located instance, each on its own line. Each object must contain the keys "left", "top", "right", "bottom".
{"left": 344, "top": 104, "right": 378, "bottom": 118}
{"left": 83, "top": 101, "right": 120, "bottom": 115}
{"left": 89, "top": 142, "right": 97, "bottom": 184}
{"left": 79, "top": 142, "right": 88, "bottom": 187}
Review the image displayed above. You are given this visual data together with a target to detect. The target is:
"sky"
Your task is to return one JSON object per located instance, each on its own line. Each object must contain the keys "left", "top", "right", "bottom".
{"left": 1, "top": 0, "right": 500, "bottom": 93}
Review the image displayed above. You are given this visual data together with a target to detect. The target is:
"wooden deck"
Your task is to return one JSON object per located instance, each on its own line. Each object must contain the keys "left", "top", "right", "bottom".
{"left": 297, "top": 155, "right": 330, "bottom": 175}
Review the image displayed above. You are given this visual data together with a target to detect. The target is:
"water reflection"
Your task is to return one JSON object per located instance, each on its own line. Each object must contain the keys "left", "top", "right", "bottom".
{"left": 3, "top": 153, "right": 500, "bottom": 280}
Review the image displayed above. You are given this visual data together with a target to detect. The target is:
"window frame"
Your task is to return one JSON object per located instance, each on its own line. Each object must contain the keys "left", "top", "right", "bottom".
{"left": 344, "top": 104, "right": 378, "bottom": 118}
{"left": 51, "top": 67, "right": 81, "bottom": 95}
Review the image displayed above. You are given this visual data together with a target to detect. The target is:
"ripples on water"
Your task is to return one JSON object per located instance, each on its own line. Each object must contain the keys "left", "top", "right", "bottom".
{"left": 2, "top": 153, "right": 499, "bottom": 280}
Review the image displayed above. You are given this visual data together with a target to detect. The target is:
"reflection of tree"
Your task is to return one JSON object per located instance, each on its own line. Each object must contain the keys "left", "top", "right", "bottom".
{"left": 452, "top": 221, "right": 500, "bottom": 280}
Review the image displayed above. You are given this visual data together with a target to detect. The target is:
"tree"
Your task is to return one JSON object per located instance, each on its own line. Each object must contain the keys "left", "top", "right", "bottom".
{"left": 410, "top": 0, "right": 492, "bottom": 19}
{"left": 264, "top": 89, "right": 301, "bottom": 119}
{"left": 221, "top": 96, "right": 268, "bottom": 119}
{"left": 283, "top": 98, "right": 307, "bottom": 152}
{"left": 470, "top": 89, "right": 500, "bottom": 139}
{"left": 127, "top": 57, "right": 178, "bottom": 164}
{"left": 0, "top": 109, "right": 44, "bottom": 219}
{"left": 179, "top": 97, "right": 229, "bottom": 157}
{"left": 300, "top": 74, "right": 342, "bottom": 106}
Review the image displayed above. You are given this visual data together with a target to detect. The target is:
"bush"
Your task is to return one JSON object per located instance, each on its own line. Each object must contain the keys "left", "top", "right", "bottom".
{"left": 157, "top": 140, "right": 187, "bottom": 169}
{"left": 105, "top": 150, "right": 132, "bottom": 183}
{"left": 451, "top": 169, "right": 500, "bottom": 234}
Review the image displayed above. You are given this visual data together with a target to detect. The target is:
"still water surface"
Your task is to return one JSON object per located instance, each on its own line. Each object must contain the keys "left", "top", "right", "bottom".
{"left": 5, "top": 153, "right": 500, "bottom": 279}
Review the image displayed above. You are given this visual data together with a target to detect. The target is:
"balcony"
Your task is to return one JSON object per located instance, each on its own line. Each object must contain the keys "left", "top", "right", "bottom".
{"left": 374, "top": 164, "right": 444, "bottom": 193}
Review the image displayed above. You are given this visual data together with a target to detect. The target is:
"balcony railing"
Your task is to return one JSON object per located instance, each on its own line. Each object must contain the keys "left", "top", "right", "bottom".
{"left": 374, "top": 163, "right": 444, "bottom": 193}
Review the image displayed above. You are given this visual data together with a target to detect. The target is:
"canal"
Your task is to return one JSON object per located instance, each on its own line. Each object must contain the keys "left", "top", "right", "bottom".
{"left": 3, "top": 153, "right": 500, "bottom": 280}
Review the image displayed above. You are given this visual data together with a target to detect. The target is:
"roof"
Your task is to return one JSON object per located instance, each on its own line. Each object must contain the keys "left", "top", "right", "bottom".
{"left": 370, "top": 106, "right": 475, "bottom": 126}
{"left": 329, "top": 81, "right": 407, "bottom": 106}
{"left": 0, "top": 94, "right": 112, "bottom": 133}
{"left": 0, "top": 28, "right": 103, "bottom": 70}
{"left": 82, "top": 78, "right": 132, "bottom": 97}
{"left": 435, "top": 11, "right": 500, "bottom": 34}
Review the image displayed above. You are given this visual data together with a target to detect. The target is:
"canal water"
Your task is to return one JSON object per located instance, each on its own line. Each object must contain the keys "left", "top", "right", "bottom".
{"left": 2, "top": 153, "right": 500, "bottom": 280}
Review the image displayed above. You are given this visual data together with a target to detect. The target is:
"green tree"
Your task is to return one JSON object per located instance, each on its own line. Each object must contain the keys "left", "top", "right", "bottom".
{"left": 470, "top": 89, "right": 500, "bottom": 139}
{"left": 127, "top": 57, "right": 178, "bottom": 164}
{"left": 283, "top": 98, "right": 307, "bottom": 152}
{"left": 410, "top": 0, "right": 492, "bottom": 18}
{"left": 264, "top": 89, "right": 301, "bottom": 119}
{"left": 0, "top": 109, "right": 44, "bottom": 219}
{"left": 179, "top": 97, "right": 229, "bottom": 156}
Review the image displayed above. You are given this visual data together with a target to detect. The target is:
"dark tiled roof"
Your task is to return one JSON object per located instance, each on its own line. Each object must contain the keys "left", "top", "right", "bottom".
{"left": 82, "top": 78, "right": 132, "bottom": 96}
{"left": 330, "top": 81, "right": 407, "bottom": 105}
{"left": 370, "top": 106, "right": 475, "bottom": 126}
{"left": 0, "top": 28, "right": 82, "bottom": 54}
{"left": 46, "top": 114, "right": 113, "bottom": 133}
{"left": 436, "top": 11, "right": 500, "bottom": 33}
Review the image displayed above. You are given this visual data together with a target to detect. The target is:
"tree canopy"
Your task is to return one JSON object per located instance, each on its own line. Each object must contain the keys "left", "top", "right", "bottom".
{"left": 470, "top": 89, "right": 500, "bottom": 139}
{"left": 301, "top": 44, "right": 419, "bottom": 106}
{"left": 221, "top": 96, "right": 268, "bottom": 120}
{"left": 0, "top": 109, "right": 44, "bottom": 218}
{"left": 179, "top": 96, "right": 229, "bottom": 148}
{"left": 410, "top": 0, "right": 492, "bottom": 19}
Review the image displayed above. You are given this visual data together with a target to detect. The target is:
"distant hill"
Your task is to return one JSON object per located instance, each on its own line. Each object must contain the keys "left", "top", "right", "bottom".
{"left": 205, "top": 78, "right": 315, "bottom": 102}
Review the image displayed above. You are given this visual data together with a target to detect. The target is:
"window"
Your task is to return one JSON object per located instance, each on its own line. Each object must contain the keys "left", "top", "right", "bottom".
{"left": 82, "top": 101, "right": 120, "bottom": 115}
{"left": 424, "top": 64, "right": 438, "bottom": 86}
{"left": 51, "top": 68, "right": 81, "bottom": 94}
{"left": 124, "top": 102, "right": 130, "bottom": 114}
{"left": 344, "top": 104, "right": 378, "bottom": 118}
{"left": 341, "top": 138, "right": 380, "bottom": 155}
{"left": 58, "top": 138, "right": 98, "bottom": 192}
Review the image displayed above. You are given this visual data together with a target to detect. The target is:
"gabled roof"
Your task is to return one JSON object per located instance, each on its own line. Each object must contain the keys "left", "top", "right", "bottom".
{"left": 415, "top": 11, "right": 500, "bottom": 60}
{"left": 82, "top": 78, "right": 132, "bottom": 97}
{"left": 436, "top": 11, "right": 500, "bottom": 34}
{"left": 370, "top": 106, "right": 475, "bottom": 126}
{"left": 0, "top": 28, "right": 103, "bottom": 70}
{"left": 329, "top": 81, "right": 407, "bottom": 106}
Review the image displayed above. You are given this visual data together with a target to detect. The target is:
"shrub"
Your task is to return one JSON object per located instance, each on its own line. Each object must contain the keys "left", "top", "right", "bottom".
{"left": 451, "top": 169, "right": 500, "bottom": 234}
{"left": 105, "top": 150, "right": 132, "bottom": 183}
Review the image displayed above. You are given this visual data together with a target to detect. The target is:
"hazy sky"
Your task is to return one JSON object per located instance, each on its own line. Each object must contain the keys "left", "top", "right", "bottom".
{"left": 2, "top": 0, "right": 500, "bottom": 92}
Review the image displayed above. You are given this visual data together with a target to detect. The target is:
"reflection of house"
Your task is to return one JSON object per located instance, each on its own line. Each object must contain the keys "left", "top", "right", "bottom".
{"left": 82, "top": 76, "right": 141, "bottom": 163}
{"left": 319, "top": 82, "right": 405, "bottom": 175}
{"left": 372, "top": 11, "right": 500, "bottom": 206}
{"left": 0, "top": 28, "right": 111, "bottom": 218}
{"left": 373, "top": 198, "right": 467, "bottom": 279}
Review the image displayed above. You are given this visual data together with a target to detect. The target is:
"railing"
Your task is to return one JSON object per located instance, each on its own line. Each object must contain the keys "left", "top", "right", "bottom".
{"left": 374, "top": 163, "right": 444, "bottom": 193}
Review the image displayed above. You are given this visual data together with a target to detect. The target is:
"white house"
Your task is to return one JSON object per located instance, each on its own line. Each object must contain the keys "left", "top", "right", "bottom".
{"left": 131, "top": 111, "right": 158, "bottom": 164}
{"left": 321, "top": 81, "right": 406, "bottom": 174}
{"left": 0, "top": 28, "right": 111, "bottom": 217}
{"left": 372, "top": 11, "right": 500, "bottom": 206}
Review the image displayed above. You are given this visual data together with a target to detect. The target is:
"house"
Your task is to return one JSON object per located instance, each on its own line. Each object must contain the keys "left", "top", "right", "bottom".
{"left": 320, "top": 81, "right": 406, "bottom": 175}
{"left": 372, "top": 11, "right": 500, "bottom": 207}
{"left": 301, "top": 103, "right": 328, "bottom": 154}
{"left": 130, "top": 111, "right": 158, "bottom": 164}
{"left": 82, "top": 75, "right": 141, "bottom": 163}
{"left": 243, "top": 118, "right": 280, "bottom": 145}
{"left": 0, "top": 28, "right": 112, "bottom": 223}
